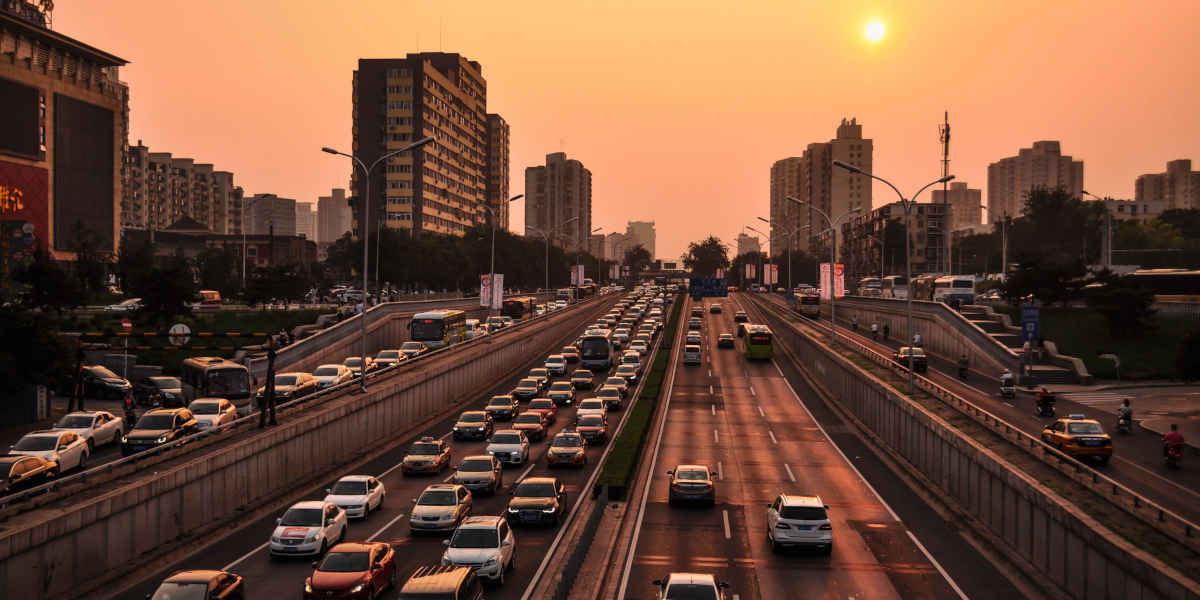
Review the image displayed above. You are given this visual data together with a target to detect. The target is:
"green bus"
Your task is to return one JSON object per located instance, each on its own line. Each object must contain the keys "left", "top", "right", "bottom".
{"left": 743, "top": 324, "right": 774, "bottom": 360}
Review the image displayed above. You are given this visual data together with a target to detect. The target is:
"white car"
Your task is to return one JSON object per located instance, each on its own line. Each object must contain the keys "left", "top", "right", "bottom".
{"left": 52, "top": 411, "right": 123, "bottom": 450}
{"left": 312, "top": 364, "right": 353, "bottom": 388}
{"left": 766, "top": 493, "right": 833, "bottom": 554}
{"left": 410, "top": 483, "right": 473, "bottom": 533}
{"left": 653, "top": 572, "right": 730, "bottom": 600}
{"left": 9, "top": 430, "right": 89, "bottom": 472}
{"left": 269, "top": 501, "right": 348, "bottom": 556}
{"left": 441, "top": 516, "right": 517, "bottom": 584}
{"left": 104, "top": 298, "right": 142, "bottom": 312}
{"left": 324, "top": 475, "right": 386, "bottom": 519}
{"left": 486, "top": 430, "right": 531, "bottom": 465}
{"left": 544, "top": 355, "right": 567, "bottom": 376}
{"left": 629, "top": 341, "right": 650, "bottom": 355}
{"left": 188, "top": 398, "right": 238, "bottom": 431}
{"left": 576, "top": 398, "right": 608, "bottom": 421}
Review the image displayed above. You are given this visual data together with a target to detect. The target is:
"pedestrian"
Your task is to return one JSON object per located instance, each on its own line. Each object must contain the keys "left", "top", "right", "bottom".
{"left": 871, "top": 322, "right": 879, "bottom": 340}
{"left": 882, "top": 323, "right": 889, "bottom": 340}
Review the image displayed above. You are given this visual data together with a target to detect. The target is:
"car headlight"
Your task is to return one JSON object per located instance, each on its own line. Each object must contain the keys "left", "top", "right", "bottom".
{"left": 441, "top": 554, "right": 451, "bottom": 566}
{"left": 484, "top": 557, "right": 497, "bottom": 566}
{"left": 453, "top": 426, "right": 460, "bottom": 431}
{"left": 304, "top": 582, "right": 312, "bottom": 593}
{"left": 507, "top": 507, "right": 519, "bottom": 513}
{"left": 543, "top": 507, "right": 557, "bottom": 513}
{"left": 305, "top": 533, "right": 318, "bottom": 543}
{"left": 487, "top": 450, "right": 496, "bottom": 454}
{"left": 271, "top": 536, "right": 281, "bottom": 543}
{"left": 121, "top": 436, "right": 128, "bottom": 444}
{"left": 349, "top": 584, "right": 364, "bottom": 594}
{"left": 156, "top": 436, "right": 168, "bottom": 443}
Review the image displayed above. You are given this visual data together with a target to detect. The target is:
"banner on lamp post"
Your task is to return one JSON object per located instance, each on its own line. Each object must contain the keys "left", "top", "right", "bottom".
{"left": 490, "top": 274, "right": 504, "bottom": 309}
{"left": 745, "top": 263, "right": 755, "bottom": 280}
{"left": 768, "top": 264, "right": 779, "bottom": 286}
{"left": 479, "top": 274, "right": 491, "bottom": 307}
{"left": 834, "top": 263, "right": 845, "bottom": 298}
{"left": 609, "top": 264, "right": 619, "bottom": 280}
{"left": 820, "top": 263, "right": 831, "bottom": 300}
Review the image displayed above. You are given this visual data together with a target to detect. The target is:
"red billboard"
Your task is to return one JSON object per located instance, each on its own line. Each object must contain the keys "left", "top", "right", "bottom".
{"left": 0, "top": 160, "right": 48, "bottom": 297}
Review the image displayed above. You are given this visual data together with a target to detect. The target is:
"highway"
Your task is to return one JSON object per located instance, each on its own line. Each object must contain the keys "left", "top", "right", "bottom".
{"left": 616, "top": 295, "right": 1020, "bottom": 600}
{"left": 120, "top": 294, "right": 666, "bottom": 599}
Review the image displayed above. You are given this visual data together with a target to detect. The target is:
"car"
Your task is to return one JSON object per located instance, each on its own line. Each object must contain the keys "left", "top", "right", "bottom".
{"left": 452, "top": 455, "right": 503, "bottom": 496}
{"left": 486, "top": 430, "right": 531, "bottom": 465}
{"left": 485, "top": 395, "right": 520, "bottom": 421}
{"left": 511, "top": 411, "right": 549, "bottom": 441}
{"left": 150, "top": 570, "right": 244, "bottom": 600}
{"left": 629, "top": 340, "right": 650, "bottom": 355}
{"left": 683, "top": 345, "right": 702, "bottom": 366}
{"left": 500, "top": 316, "right": 515, "bottom": 328}
{"left": 576, "top": 398, "right": 608, "bottom": 421}
{"left": 614, "top": 364, "right": 639, "bottom": 384}
{"left": 601, "top": 376, "right": 628, "bottom": 397}
{"left": 892, "top": 347, "right": 928, "bottom": 373}
{"left": 687, "top": 318, "right": 702, "bottom": 331}
{"left": 485, "top": 316, "right": 507, "bottom": 330}
{"left": 546, "top": 431, "right": 587, "bottom": 468}
{"left": 402, "top": 436, "right": 453, "bottom": 475}
{"left": 620, "top": 350, "right": 643, "bottom": 374}
{"left": 717, "top": 333, "right": 735, "bottom": 348}
{"left": 577, "top": 414, "right": 608, "bottom": 444}
{"left": 652, "top": 572, "right": 730, "bottom": 600}
{"left": 398, "top": 565, "right": 484, "bottom": 599}
{"left": 120, "top": 408, "right": 199, "bottom": 456}
{"left": 132, "top": 375, "right": 182, "bottom": 407}
{"left": 709, "top": 304, "right": 722, "bottom": 314}
{"left": 613, "top": 328, "right": 631, "bottom": 345}
{"left": 547, "top": 381, "right": 576, "bottom": 406}
{"left": 685, "top": 332, "right": 702, "bottom": 346}
{"left": 526, "top": 398, "right": 558, "bottom": 424}
{"left": 256, "top": 372, "right": 320, "bottom": 404}
{"left": 570, "top": 369, "right": 594, "bottom": 390}
{"left": 511, "top": 377, "right": 543, "bottom": 402}
{"left": 269, "top": 500, "right": 348, "bottom": 556}
{"left": 410, "top": 483, "right": 473, "bottom": 533}
{"left": 1041, "top": 414, "right": 1114, "bottom": 464}
{"left": 766, "top": 493, "right": 833, "bottom": 553}
{"left": 733, "top": 310, "right": 748, "bottom": 323}
{"left": 0, "top": 455, "right": 57, "bottom": 494}
{"left": 667, "top": 465, "right": 716, "bottom": 506}
{"left": 544, "top": 355, "right": 567, "bottom": 376}
{"left": 52, "top": 410, "right": 123, "bottom": 450}
{"left": 78, "top": 365, "right": 133, "bottom": 402}
{"left": 312, "top": 364, "right": 354, "bottom": 388}
{"left": 507, "top": 476, "right": 568, "bottom": 526}
{"left": 105, "top": 297, "right": 144, "bottom": 312}
{"left": 453, "top": 411, "right": 495, "bottom": 440}
{"left": 441, "top": 516, "right": 517, "bottom": 584}
{"left": 736, "top": 323, "right": 746, "bottom": 338}
{"left": 342, "top": 356, "right": 377, "bottom": 377}
{"left": 401, "top": 341, "right": 430, "bottom": 358}
{"left": 304, "top": 542, "right": 397, "bottom": 599}
{"left": 527, "top": 367, "right": 551, "bottom": 387}
{"left": 561, "top": 346, "right": 581, "bottom": 364}
{"left": 690, "top": 307, "right": 704, "bottom": 318}
{"left": 374, "top": 349, "right": 407, "bottom": 368}
{"left": 188, "top": 397, "right": 238, "bottom": 431}
{"left": 324, "top": 475, "right": 387, "bottom": 519}
{"left": 596, "top": 386, "right": 624, "bottom": 410}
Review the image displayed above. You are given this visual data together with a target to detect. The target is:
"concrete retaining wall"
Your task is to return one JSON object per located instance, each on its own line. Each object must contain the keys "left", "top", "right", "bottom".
{"left": 0, "top": 297, "right": 605, "bottom": 600}
{"left": 757, "top": 302, "right": 1200, "bottom": 600}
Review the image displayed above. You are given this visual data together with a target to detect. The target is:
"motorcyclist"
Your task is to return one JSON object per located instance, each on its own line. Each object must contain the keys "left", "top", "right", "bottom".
{"left": 882, "top": 324, "right": 889, "bottom": 340}
{"left": 851, "top": 316, "right": 859, "bottom": 332}
{"left": 1164, "top": 424, "right": 1184, "bottom": 456}
{"left": 912, "top": 332, "right": 922, "bottom": 347}
{"left": 958, "top": 354, "right": 969, "bottom": 375}
{"left": 1000, "top": 369, "right": 1014, "bottom": 387}
{"left": 1037, "top": 387, "right": 1055, "bottom": 413}
{"left": 871, "top": 322, "right": 879, "bottom": 340}
{"left": 1118, "top": 399, "right": 1133, "bottom": 421}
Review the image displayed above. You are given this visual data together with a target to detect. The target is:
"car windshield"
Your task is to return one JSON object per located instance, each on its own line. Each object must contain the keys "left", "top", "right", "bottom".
{"left": 553, "top": 435, "right": 583, "bottom": 448}
{"left": 135, "top": 415, "right": 175, "bottom": 430}
{"left": 515, "top": 414, "right": 542, "bottom": 424}
{"left": 13, "top": 436, "right": 57, "bottom": 451}
{"left": 459, "top": 459, "right": 493, "bottom": 472}
{"left": 330, "top": 480, "right": 368, "bottom": 495}
{"left": 418, "top": 490, "right": 457, "bottom": 506}
{"left": 409, "top": 443, "right": 440, "bottom": 455}
{"left": 55, "top": 415, "right": 94, "bottom": 428}
{"left": 546, "top": 357, "right": 563, "bottom": 364}
{"left": 1068, "top": 422, "right": 1105, "bottom": 434}
{"left": 573, "top": 371, "right": 593, "bottom": 379}
{"left": 529, "top": 401, "right": 554, "bottom": 410}
{"left": 677, "top": 469, "right": 707, "bottom": 481}
{"left": 151, "top": 582, "right": 209, "bottom": 600}
{"left": 516, "top": 380, "right": 537, "bottom": 389}
{"left": 314, "top": 367, "right": 340, "bottom": 376}
{"left": 562, "top": 347, "right": 576, "bottom": 353}
{"left": 459, "top": 413, "right": 485, "bottom": 423}
{"left": 275, "top": 375, "right": 299, "bottom": 386}
{"left": 189, "top": 401, "right": 221, "bottom": 415}
{"left": 279, "top": 507, "right": 322, "bottom": 526}
{"left": 579, "top": 416, "right": 603, "bottom": 427}
{"left": 488, "top": 397, "right": 512, "bottom": 407}
{"left": 664, "top": 583, "right": 718, "bottom": 600}
{"left": 550, "top": 382, "right": 573, "bottom": 391}
{"left": 779, "top": 506, "right": 827, "bottom": 520}
{"left": 530, "top": 369, "right": 548, "bottom": 377}
{"left": 598, "top": 389, "right": 618, "bottom": 397}
{"left": 491, "top": 433, "right": 522, "bottom": 444}
{"left": 617, "top": 367, "right": 635, "bottom": 374}
{"left": 580, "top": 338, "right": 609, "bottom": 358}
{"left": 606, "top": 378, "right": 625, "bottom": 386}
{"left": 318, "top": 551, "right": 369, "bottom": 572}
{"left": 344, "top": 358, "right": 363, "bottom": 367}
{"left": 514, "top": 482, "right": 557, "bottom": 497}
{"left": 205, "top": 369, "right": 248, "bottom": 395}
{"left": 450, "top": 528, "right": 499, "bottom": 549}
{"left": 377, "top": 351, "right": 400, "bottom": 359}
{"left": 152, "top": 378, "right": 180, "bottom": 389}
{"left": 401, "top": 342, "right": 424, "bottom": 351}
{"left": 580, "top": 400, "right": 603, "bottom": 409}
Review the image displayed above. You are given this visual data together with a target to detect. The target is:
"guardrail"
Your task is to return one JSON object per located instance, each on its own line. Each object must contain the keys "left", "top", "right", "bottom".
{"left": 0, "top": 295, "right": 595, "bottom": 514}
{"left": 751, "top": 295, "right": 1200, "bottom": 554}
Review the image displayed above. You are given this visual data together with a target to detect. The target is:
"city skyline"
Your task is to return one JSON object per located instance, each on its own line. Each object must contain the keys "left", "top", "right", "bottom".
{"left": 53, "top": 1, "right": 1200, "bottom": 259}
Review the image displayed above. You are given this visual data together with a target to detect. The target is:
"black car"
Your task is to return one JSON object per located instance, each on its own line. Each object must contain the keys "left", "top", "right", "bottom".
{"left": 0, "top": 455, "right": 56, "bottom": 494}
{"left": 83, "top": 365, "right": 133, "bottom": 401}
{"left": 255, "top": 372, "right": 319, "bottom": 403}
{"left": 709, "top": 304, "right": 722, "bottom": 314}
{"left": 149, "top": 570, "right": 244, "bottom": 600}
{"left": 733, "top": 311, "right": 748, "bottom": 323}
{"left": 121, "top": 408, "right": 199, "bottom": 456}
{"left": 893, "top": 347, "right": 928, "bottom": 373}
{"left": 453, "top": 410, "right": 495, "bottom": 440}
{"left": 507, "top": 476, "right": 567, "bottom": 526}
{"left": 717, "top": 333, "right": 735, "bottom": 348}
{"left": 133, "top": 376, "right": 183, "bottom": 407}
{"left": 485, "top": 395, "right": 519, "bottom": 421}
{"left": 511, "top": 378, "right": 542, "bottom": 402}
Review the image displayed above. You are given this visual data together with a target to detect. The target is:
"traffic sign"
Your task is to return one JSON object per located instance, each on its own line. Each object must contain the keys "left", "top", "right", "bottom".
{"left": 1021, "top": 305, "right": 1040, "bottom": 342}
{"left": 121, "top": 318, "right": 132, "bottom": 333}
{"left": 169, "top": 323, "right": 192, "bottom": 346}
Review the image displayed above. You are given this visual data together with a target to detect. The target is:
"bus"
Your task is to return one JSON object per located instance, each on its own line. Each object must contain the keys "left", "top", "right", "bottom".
{"left": 798, "top": 294, "right": 820, "bottom": 318}
{"left": 556, "top": 288, "right": 576, "bottom": 303}
{"left": 501, "top": 296, "right": 537, "bottom": 322}
{"left": 743, "top": 325, "right": 774, "bottom": 360}
{"left": 578, "top": 329, "right": 614, "bottom": 371}
{"left": 180, "top": 357, "right": 252, "bottom": 408}
{"left": 196, "top": 290, "right": 222, "bottom": 308}
{"left": 910, "top": 274, "right": 938, "bottom": 301}
{"left": 409, "top": 309, "right": 468, "bottom": 349}
{"left": 881, "top": 276, "right": 908, "bottom": 299}
{"left": 857, "top": 277, "right": 882, "bottom": 297}
{"left": 932, "top": 275, "right": 975, "bottom": 307}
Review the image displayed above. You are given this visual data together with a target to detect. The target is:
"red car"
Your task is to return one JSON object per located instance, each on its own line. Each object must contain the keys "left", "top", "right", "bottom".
{"left": 304, "top": 541, "right": 397, "bottom": 599}
{"left": 526, "top": 398, "right": 558, "bottom": 424}
{"left": 512, "top": 411, "right": 549, "bottom": 441}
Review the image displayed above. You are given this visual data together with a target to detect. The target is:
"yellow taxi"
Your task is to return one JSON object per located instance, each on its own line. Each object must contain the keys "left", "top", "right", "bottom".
{"left": 401, "top": 436, "right": 452, "bottom": 475}
{"left": 1041, "top": 414, "right": 1112, "bottom": 465}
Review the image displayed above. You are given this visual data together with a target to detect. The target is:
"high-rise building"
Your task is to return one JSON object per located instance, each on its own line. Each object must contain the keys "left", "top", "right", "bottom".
{"left": 295, "top": 202, "right": 315, "bottom": 240}
{"left": 486, "top": 113, "right": 511, "bottom": 230}
{"left": 1136, "top": 159, "right": 1199, "bottom": 211}
{"left": 625, "top": 221, "right": 656, "bottom": 259}
{"left": 842, "top": 201, "right": 948, "bottom": 279}
{"left": 588, "top": 234, "right": 606, "bottom": 260}
{"left": 605, "top": 232, "right": 630, "bottom": 262}
{"left": 0, "top": 1, "right": 129, "bottom": 269}
{"left": 769, "top": 118, "right": 873, "bottom": 257}
{"left": 525, "top": 152, "right": 592, "bottom": 251}
{"left": 931, "top": 181, "right": 983, "bottom": 231}
{"left": 122, "top": 140, "right": 240, "bottom": 233}
{"left": 736, "top": 233, "right": 761, "bottom": 257}
{"left": 353, "top": 53, "right": 504, "bottom": 236}
{"left": 245, "top": 193, "right": 296, "bottom": 237}
{"left": 318, "top": 188, "right": 352, "bottom": 242}
{"left": 987, "top": 141, "right": 1083, "bottom": 223}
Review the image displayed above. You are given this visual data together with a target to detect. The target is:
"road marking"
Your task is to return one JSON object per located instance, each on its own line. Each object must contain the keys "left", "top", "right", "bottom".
{"left": 366, "top": 511, "right": 407, "bottom": 541}
{"left": 709, "top": 384, "right": 714, "bottom": 396}
{"left": 708, "top": 368, "right": 713, "bottom": 377}
{"left": 443, "top": 473, "right": 455, "bottom": 482}
{"left": 722, "top": 509, "right": 732, "bottom": 539}
{"left": 711, "top": 404, "right": 716, "bottom": 416}
{"left": 222, "top": 542, "right": 269, "bottom": 571}
{"left": 784, "top": 463, "right": 796, "bottom": 482}
{"left": 717, "top": 461, "right": 724, "bottom": 480}
{"left": 713, "top": 429, "right": 719, "bottom": 444}
{"left": 768, "top": 430, "right": 778, "bottom": 445}
{"left": 1003, "top": 402, "right": 1014, "bottom": 407}
{"left": 757, "top": 405, "right": 765, "bottom": 418}
{"left": 749, "top": 385, "right": 756, "bottom": 397}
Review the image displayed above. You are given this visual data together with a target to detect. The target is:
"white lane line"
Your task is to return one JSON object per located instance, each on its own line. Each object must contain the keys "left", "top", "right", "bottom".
{"left": 717, "top": 461, "right": 724, "bottom": 480}
{"left": 366, "top": 511, "right": 408, "bottom": 541}
{"left": 443, "top": 473, "right": 455, "bottom": 482}
{"left": 1003, "top": 402, "right": 1014, "bottom": 407}
{"left": 749, "top": 385, "right": 756, "bottom": 397}
{"left": 711, "top": 404, "right": 716, "bottom": 416}
{"left": 768, "top": 430, "right": 778, "bottom": 445}
{"left": 709, "top": 384, "right": 714, "bottom": 396}
{"left": 722, "top": 509, "right": 732, "bottom": 539}
{"left": 757, "top": 406, "right": 765, "bottom": 418}
{"left": 222, "top": 542, "right": 268, "bottom": 571}
{"left": 783, "top": 463, "right": 796, "bottom": 482}
{"left": 713, "top": 429, "right": 719, "bottom": 444}
{"left": 708, "top": 368, "right": 713, "bottom": 377}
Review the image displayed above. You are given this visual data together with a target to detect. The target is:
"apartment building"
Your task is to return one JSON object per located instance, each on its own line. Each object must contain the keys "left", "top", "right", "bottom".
{"left": 987, "top": 140, "right": 1083, "bottom": 222}
{"left": 317, "top": 188, "right": 351, "bottom": 242}
{"left": 525, "top": 152, "right": 592, "bottom": 251}
{"left": 295, "top": 202, "right": 315, "bottom": 240}
{"left": 1136, "top": 159, "right": 1199, "bottom": 211}
{"left": 625, "top": 221, "right": 656, "bottom": 259}
{"left": 931, "top": 181, "right": 983, "bottom": 231}
{"left": 245, "top": 193, "right": 296, "bottom": 237}
{"left": 486, "top": 113, "right": 511, "bottom": 230}
{"left": 736, "top": 232, "right": 761, "bottom": 257}
{"left": 840, "top": 201, "right": 948, "bottom": 280}
{"left": 122, "top": 141, "right": 240, "bottom": 234}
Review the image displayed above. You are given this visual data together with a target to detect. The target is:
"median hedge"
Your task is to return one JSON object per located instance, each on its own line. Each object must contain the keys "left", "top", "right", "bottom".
{"left": 597, "top": 293, "right": 684, "bottom": 499}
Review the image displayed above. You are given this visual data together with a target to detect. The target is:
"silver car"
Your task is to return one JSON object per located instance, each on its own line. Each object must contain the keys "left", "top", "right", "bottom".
{"left": 452, "top": 455, "right": 503, "bottom": 495}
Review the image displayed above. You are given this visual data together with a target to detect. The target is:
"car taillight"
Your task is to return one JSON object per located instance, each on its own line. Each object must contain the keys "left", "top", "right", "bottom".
{"left": 775, "top": 522, "right": 791, "bottom": 529}
{"left": 819, "top": 523, "right": 832, "bottom": 530}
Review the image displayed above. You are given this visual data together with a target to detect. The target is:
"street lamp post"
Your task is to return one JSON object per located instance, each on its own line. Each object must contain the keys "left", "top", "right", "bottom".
{"left": 480, "top": 194, "right": 524, "bottom": 309}
{"left": 783, "top": 199, "right": 861, "bottom": 345}
{"left": 1082, "top": 190, "right": 1112, "bottom": 269}
{"left": 828, "top": 161, "right": 953, "bottom": 394}
{"left": 321, "top": 136, "right": 434, "bottom": 392}
{"left": 747, "top": 225, "right": 769, "bottom": 289}
{"left": 592, "top": 227, "right": 604, "bottom": 283}
{"left": 865, "top": 234, "right": 884, "bottom": 280}
{"left": 528, "top": 216, "right": 579, "bottom": 296}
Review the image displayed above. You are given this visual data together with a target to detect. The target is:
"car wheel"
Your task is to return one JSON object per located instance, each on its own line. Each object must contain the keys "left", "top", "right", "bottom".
{"left": 390, "top": 565, "right": 399, "bottom": 589}
{"left": 497, "top": 562, "right": 505, "bottom": 586}
{"left": 824, "top": 543, "right": 834, "bottom": 556}
{"left": 339, "top": 525, "right": 346, "bottom": 543}
{"left": 86, "top": 438, "right": 95, "bottom": 453}
{"left": 78, "top": 452, "right": 88, "bottom": 470}
{"left": 319, "top": 540, "right": 327, "bottom": 555}
{"left": 509, "top": 550, "right": 517, "bottom": 571}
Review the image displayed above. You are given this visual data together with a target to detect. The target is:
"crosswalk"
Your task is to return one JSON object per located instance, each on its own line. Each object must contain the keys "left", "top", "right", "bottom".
{"left": 1060, "top": 391, "right": 1130, "bottom": 410}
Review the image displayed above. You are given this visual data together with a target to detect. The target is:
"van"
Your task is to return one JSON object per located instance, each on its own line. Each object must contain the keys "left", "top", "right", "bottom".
{"left": 398, "top": 565, "right": 484, "bottom": 600}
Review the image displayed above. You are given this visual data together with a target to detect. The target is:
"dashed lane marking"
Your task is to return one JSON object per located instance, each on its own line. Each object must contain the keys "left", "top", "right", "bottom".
{"left": 768, "top": 430, "right": 778, "bottom": 445}
{"left": 722, "top": 509, "right": 732, "bottom": 539}
{"left": 784, "top": 463, "right": 796, "bottom": 482}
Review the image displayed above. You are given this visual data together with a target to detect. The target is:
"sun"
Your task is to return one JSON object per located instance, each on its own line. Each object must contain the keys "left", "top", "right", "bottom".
{"left": 865, "top": 21, "right": 886, "bottom": 42}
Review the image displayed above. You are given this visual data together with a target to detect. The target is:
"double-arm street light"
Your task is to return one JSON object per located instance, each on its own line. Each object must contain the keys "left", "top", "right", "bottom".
{"left": 479, "top": 194, "right": 524, "bottom": 308}
{"left": 321, "top": 136, "right": 435, "bottom": 392}
{"left": 592, "top": 227, "right": 604, "bottom": 283}
{"left": 746, "top": 225, "right": 769, "bottom": 287}
{"left": 830, "top": 160, "right": 954, "bottom": 393}
{"left": 757, "top": 216, "right": 806, "bottom": 296}
{"left": 527, "top": 216, "right": 579, "bottom": 295}
{"left": 784, "top": 197, "right": 861, "bottom": 346}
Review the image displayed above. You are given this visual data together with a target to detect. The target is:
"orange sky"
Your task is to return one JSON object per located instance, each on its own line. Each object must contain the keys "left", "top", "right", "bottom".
{"left": 57, "top": 0, "right": 1200, "bottom": 261}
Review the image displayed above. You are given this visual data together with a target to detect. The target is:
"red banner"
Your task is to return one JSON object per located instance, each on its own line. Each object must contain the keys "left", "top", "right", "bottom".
{"left": 0, "top": 160, "right": 48, "bottom": 295}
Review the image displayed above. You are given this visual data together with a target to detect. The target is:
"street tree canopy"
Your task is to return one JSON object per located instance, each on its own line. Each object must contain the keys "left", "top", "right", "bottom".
{"left": 684, "top": 236, "right": 730, "bottom": 277}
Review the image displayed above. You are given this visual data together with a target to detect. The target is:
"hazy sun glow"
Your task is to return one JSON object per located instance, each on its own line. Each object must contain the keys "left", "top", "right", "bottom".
{"left": 865, "top": 21, "right": 886, "bottom": 42}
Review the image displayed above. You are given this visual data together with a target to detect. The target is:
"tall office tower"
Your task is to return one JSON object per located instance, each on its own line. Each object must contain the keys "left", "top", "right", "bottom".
{"left": 353, "top": 53, "right": 503, "bottom": 236}
{"left": 295, "top": 202, "right": 315, "bottom": 240}
{"left": 486, "top": 113, "right": 511, "bottom": 230}
{"left": 245, "top": 193, "right": 296, "bottom": 237}
{"left": 1136, "top": 159, "right": 1199, "bottom": 210}
{"left": 931, "top": 181, "right": 983, "bottom": 230}
{"left": 524, "top": 152, "right": 592, "bottom": 252}
{"left": 318, "top": 188, "right": 352, "bottom": 242}
{"left": 625, "top": 221, "right": 656, "bottom": 259}
{"left": 987, "top": 140, "right": 1084, "bottom": 222}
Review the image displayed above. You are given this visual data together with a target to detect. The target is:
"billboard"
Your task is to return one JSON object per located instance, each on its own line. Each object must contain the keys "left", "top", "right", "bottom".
{"left": 0, "top": 160, "right": 48, "bottom": 299}
{"left": 490, "top": 274, "right": 504, "bottom": 309}
{"left": 54, "top": 94, "right": 115, "bottom": 252}
{"left": 819, "top": 263, "right": 845, "bottom": 300}
{"left": 0, "top": 77, "right": 40, "bottom": 159}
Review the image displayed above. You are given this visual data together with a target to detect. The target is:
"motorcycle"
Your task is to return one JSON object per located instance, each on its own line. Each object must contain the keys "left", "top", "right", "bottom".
{"left": 999, "top": 375, "right": 1015, "bottom": 399}
{"left": 1165, "top": 444, "right": 1183, "bottom": 469}
{"left": 958, "top": 365, "right": 969, "bottom": 381}
{"left": 1116, "top": 415, "right": 1132, "bottom": 434}
{"left": 1035, "top": 394, "right": 1056, "bottom": 417}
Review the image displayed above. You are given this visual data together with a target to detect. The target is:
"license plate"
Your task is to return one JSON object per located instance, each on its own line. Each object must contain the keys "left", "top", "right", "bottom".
{"left": 522, "top": 512, "right": 538, "bottom": 520}
{"left": 281, "top": 547, "right": 298, "bottom": 552}
{"left": 796, "top": 525, "right": 812, "bottom": 530}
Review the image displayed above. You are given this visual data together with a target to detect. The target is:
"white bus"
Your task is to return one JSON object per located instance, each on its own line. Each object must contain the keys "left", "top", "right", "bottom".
{"left": 881, "top": 276, "right": 908, "bottom": 299}
{"left": 578, "top": 329, "right": 614, "bottom": 371}
{"left": 857, "top": 277, "right": 882, "bottom": 297}
{"left": 409, "top": 309, "right": 468, "bottom": 349}
{"left": 932, "top": 275, "right": 975, "bottom": 306}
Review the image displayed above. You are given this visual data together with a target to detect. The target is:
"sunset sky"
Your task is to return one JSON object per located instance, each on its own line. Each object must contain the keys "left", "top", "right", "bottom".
{"left": 58, "top": 0, "right": 1200, "bottom": 261}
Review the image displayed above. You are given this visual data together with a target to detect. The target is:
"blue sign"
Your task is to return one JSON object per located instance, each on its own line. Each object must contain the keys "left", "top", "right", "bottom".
{"left": 1021, "top": 305, "right": 1040, "bottom": 342}
{"left": 689, "top": 277, "right": 728, "bottom": 299}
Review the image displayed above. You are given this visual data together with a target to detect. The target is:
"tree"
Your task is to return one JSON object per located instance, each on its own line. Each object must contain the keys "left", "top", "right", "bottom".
{"left": 0, "top": 309, "right": 74, "bottom": 397}
{"left": 195, "top": 246, "right": 239, "bottom": 297}
{"left": 623, "top": 244, "right": 652, "bottom": 280}
{"left": 117, "top": 236, "right": 156, "bottom": 294}
{"left": 772, "top": 248, "right": 819, "bottom": 287}
{"left": 245, "top": 264, "right": 308, "bottom": 305}
{"left": 1157, "top": 209, "right": 1200, "bottom": 243}
{"left": 1010, "top": 187, "right": 1104, "bottom": 265}
{"left": 68, "top": 221, "right": 110, "bottom": 302}
{"left": 13, "top": 249, "right": 82, "bottom": 312}
{"left": 1113, "top": 220, "right": 1184, "bottom": 251}
{"left": 729, "top": 251, "right": 765, "bottom": 286}
{"left": 684, "top": 236, "right": 730, "bottom": 277}
{"left": 1001, "top": 257, "right": 1086, "bottom": 306}
{"left": 1083, "top": 270, "right": 1157, "bottom": 339}
{"left": 130, "top": 253, "right": 197, "bottom": 319}
{"left": 1177, "top": 331, "right": 1200, "bottom": 381}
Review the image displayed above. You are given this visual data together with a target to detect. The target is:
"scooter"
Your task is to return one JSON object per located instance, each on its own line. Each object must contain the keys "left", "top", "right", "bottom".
{"left": 1000, "top": 384, "right": 1015, "bottom": 399}
{"left": 1116, "top": 415, "right": 1132, "bottom": 434}
{"left": 1165, "top": 444, "right": 1183, "bottom": 469}
{"left": 958, "top": 365, "right": 969, "bottom": 381}
{"left": 1035, "top": 395, "right": 1056, "bottom": 417}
